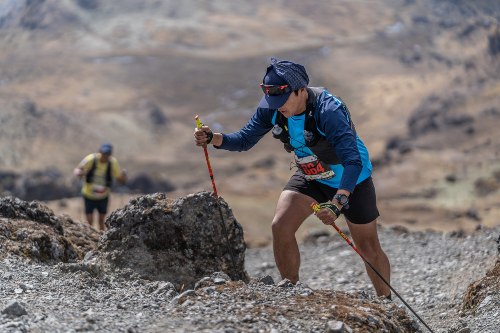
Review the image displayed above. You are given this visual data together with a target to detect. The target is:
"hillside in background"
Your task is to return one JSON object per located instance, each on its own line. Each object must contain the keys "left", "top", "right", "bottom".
{"left": 0, "top": 0, "right": 499, "bottom": 245}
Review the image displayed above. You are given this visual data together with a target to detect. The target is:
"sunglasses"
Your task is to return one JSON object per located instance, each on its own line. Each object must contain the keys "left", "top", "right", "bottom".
{"left": 260, "top": 84, "right": 292, "bottom": 96}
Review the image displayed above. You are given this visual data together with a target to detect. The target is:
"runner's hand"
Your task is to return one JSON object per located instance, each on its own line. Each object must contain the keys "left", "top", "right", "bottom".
{"left": 74, "top": 168, "right": 84, "bottom": 178}
{"left": 314, "top": 202, "right": 340, "bottom": 225}
{"left": 194, "top": 126, "right": 213, "bottom": 146}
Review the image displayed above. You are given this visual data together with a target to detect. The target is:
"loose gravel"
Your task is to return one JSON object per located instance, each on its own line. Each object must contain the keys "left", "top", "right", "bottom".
{"left": 246, "top": 226, "right": 500, "bottom": 333}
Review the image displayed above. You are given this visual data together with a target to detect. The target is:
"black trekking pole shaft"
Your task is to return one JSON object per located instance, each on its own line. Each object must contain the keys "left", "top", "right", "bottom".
{"left": 352, "top": 240, "right": 434, "bottom": 333}
{"left": 311, "top": 204, "right": 435, "bottom": 333}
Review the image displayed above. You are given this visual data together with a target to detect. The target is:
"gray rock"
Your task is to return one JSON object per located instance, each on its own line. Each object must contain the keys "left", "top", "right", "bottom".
{"left": 1, "top": 300, "right": 27, "bottom": 317}
{"left": 90, "top": 192, "right": 248, "bottom": 289}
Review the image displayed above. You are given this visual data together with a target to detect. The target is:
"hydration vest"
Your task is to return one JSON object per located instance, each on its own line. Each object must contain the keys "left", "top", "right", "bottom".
{"left": 272, "top": 87, "right": 357, "bottom": 165}
{"left": 85, "top": 154, "right": 113, "bottom": 187}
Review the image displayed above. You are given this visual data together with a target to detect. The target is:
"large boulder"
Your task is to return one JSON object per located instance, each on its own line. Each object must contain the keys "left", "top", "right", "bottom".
{"left": 0, "top": 196, "right": 100, "bottom": 262}
{"left": 86, "top": 192, "right": 248, "bottom": 289}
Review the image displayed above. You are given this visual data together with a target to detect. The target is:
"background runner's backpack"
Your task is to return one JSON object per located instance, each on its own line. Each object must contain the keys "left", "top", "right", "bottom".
{"left": 85, "top": 154, "right": 113, "bottom": 187}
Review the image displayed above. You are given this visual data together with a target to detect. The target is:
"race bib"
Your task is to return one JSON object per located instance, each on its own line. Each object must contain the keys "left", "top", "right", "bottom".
{"left": 295, "top": 155, "right": 335, "bottom": 180}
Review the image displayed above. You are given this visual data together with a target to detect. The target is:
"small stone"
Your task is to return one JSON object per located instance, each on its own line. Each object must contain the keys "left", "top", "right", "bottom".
{"left": 170, "top": 289, "right": 196, "bottom": 305}
{"left": 213, "top": 278, "right": 226, "bottom": 285}
{"left": 211, "top": 272, "right": 230, "bottom": 281}
{"left": 478, "top": 295, "right": 492, "bottom": 309}
{"left": 258, "top": 275, "right": 275, "bottom": 285}
{"left": 326, "top": 320, "right": 350, "bottom": 333}
{"left": 194, "top": 277, "right": 211, "bottom": 290}
{"left": 260, "top": 262, "right": 275, "bottom": 269}
{"left": 336, "top": 277, "right": 348, "bottom": 284}
{"left": 300, "top": 288, "right": 314, "bottom": 296}
{"left": 19, "top": 284, "right": 33, "bottom": 291}
{"left": 201, "top": 286, "right": 216, "bottom": 295}
{"left": 1, "top": 300, "right": 28, "bottom": 317}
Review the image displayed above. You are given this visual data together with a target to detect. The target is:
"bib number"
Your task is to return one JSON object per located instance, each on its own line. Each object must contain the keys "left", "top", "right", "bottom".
{"left": 295, "top": 155, "right": 335, "bottom": 180}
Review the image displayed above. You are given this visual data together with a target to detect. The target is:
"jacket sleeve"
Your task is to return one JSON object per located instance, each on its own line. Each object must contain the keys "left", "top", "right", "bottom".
{"left": 317, "top": 96, "right": 362, "bottom": 192}
{"left": 216, "top": 108, "right": 274, "bottom": 151}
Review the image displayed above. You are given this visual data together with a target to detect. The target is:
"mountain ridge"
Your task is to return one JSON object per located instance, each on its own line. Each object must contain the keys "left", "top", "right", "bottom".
{"left": 0, "top": 0, "right": 499, "bottom": 241}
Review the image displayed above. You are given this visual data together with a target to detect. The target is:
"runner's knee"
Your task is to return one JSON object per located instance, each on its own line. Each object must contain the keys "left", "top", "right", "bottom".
{"left": 358, "top": 242, "right": 383, "bottom": 259}
{"left": 271, "top": 217, "right": 294, "bottom": 237}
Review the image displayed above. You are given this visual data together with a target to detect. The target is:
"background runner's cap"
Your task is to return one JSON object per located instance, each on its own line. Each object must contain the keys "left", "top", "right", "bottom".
{"left": 99, "top": 143, "right": 113, "bottom": 154}
{"left": 258, "top": 57, "right": 309, "bottom": 110}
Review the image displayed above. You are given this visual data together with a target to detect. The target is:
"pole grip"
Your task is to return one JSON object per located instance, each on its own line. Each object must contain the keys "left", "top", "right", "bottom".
{"left": 195, "top": 115, "right": 203, "bottom": 129}
{"left": 311, "top": 203, "right": 321, "bottom": 213}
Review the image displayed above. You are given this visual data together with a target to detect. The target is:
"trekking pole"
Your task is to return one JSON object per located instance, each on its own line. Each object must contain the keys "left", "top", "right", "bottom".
{"left": 311, "top": 203, "right": 435, "bottom": 333}
{"left": 195, "top": 115, "right": 219, "bottom": 197}
{"left": 195, "top": 115, "right": 238, "bottom": 279}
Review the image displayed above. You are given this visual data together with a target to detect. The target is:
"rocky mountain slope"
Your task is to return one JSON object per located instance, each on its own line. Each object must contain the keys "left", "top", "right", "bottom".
{"left": 0, "top": 195, "right": 498, "bottom": 332}
{"left": 0, "top": 0, "right": 499, "bottom": 243}
{"left": 0, "top": 3, "right": 499, "bottom": 333}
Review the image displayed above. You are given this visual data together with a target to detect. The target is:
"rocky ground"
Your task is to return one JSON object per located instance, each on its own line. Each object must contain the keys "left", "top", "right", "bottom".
{"left": 0, "top": 194, "right": 499, "bottom": 332}
{"left": 246, "top": 227, "right": 500, "bottom": 333}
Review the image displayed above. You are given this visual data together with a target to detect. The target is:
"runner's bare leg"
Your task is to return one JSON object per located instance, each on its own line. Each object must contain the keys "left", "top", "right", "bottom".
{"left": 272, "top": 190, "right": 314, "bottom": 283}
{"left": 347, "top": 219, "right": 391, "bottom": 296}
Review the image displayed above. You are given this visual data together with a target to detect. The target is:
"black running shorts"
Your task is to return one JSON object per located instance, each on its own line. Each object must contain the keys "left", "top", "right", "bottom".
{"left": 84, "top": 197, "right": 109, "bottom": 215}
{"left": 283, "top": 172, "right": 380, "bottom": 224}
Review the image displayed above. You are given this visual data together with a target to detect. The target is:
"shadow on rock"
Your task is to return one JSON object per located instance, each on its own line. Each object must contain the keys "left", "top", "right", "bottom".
{"left": 85, "top": 192, "right": 248, "bottom": 289}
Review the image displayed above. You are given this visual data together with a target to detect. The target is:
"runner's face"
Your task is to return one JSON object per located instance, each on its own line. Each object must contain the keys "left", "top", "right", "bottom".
{"left": 100, "top": 153, "right": 111, "bottom": 162}
{"left": 278, "top": 89, "right": 307, "bottom": 118}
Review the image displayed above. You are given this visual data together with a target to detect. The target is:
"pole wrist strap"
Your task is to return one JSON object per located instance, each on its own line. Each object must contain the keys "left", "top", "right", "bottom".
{"left": 206, "top": 131, "right": 214, "bottom": 144}
{"left": 318, "top": 202, "right": 341, "bottom": 218}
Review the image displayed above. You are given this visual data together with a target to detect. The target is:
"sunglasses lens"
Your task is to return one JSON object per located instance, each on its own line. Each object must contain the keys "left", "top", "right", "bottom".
{"left": 260, "top": 84, "right": 291, "bottom": 96}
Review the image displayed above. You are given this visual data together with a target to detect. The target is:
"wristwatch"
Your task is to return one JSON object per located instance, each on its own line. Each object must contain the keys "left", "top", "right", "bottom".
{"left": 333, "top": 193, "right": 349, "bottom": 209}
